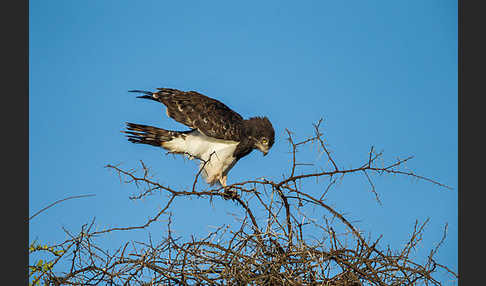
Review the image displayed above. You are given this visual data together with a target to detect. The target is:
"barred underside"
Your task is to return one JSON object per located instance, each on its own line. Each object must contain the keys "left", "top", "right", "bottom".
{"left": 124, "top": 122, "right": 188, "bottom": 147}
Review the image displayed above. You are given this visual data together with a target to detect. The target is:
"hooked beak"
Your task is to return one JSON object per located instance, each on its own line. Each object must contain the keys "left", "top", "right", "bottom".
{"left": 263, "top": 151, "right": 268, "bottom": 157}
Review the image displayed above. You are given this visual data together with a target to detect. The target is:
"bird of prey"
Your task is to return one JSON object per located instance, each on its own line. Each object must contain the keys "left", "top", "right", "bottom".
{"left": 124, "top": 88, "right": 275, "bottom": 187}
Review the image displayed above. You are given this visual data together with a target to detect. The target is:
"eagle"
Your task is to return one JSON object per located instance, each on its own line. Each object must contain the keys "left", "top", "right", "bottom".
{"left": 124, "top": 88, "right": 275, "bottom": 187}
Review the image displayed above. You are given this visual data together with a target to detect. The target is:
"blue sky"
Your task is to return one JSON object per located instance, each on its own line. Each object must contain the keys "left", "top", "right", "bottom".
{"left": 30, "top": 0, "right": 457, "bottom": 282}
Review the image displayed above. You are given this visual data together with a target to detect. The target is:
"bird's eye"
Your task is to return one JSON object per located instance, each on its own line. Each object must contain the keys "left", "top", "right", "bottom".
{"left": 261, "top": 138, "right": 268, "bottom": 144}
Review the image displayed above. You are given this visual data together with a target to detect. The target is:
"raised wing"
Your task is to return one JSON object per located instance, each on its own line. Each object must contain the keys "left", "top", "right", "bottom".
{"left": 130, "top": 88, "right": 245, "bottom": 141}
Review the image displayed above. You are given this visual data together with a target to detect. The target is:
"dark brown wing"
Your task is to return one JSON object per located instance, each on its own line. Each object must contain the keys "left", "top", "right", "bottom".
{"left": 153, "top": 88, "right": 245, "bottom": 141}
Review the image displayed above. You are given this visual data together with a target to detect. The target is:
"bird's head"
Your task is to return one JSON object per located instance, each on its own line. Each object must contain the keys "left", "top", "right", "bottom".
{"left": 246, "top": 116, "right": 275, "bottom": 156}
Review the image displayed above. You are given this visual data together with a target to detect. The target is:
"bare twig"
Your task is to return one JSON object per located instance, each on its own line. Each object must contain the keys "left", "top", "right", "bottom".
{"left": 29, "top": 121, "right": 457, "bottom": 285}
{"left": 29, "top": 194, "right": 96, "bottom": 221}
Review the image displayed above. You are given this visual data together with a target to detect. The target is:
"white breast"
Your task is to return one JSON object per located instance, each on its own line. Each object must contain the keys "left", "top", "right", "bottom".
{"left": 161, "top": 130, "right": 239, "bottom": 184}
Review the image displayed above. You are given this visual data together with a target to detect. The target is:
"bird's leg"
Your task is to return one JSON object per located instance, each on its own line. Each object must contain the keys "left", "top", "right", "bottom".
{"left": 219, "top": 176, "right": 238, "bottom": 200}
{"left": 219, "top": 175, "right": 227, "bottom": 187}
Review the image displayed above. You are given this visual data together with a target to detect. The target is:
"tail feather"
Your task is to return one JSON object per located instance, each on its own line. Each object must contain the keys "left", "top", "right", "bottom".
{"left": 128, "top": 90, "right": 160, "bottom": 102}
{"left": 124, "top": 122, "right": 180, "bottom": 147}
{"left": 155, "top": 88, "right": 184, "bottom": 96}
{"left": 129, "top": 88, "right": 187, "bottom": 102}
{"left": 128, "top": 89, "right": 153, "bottom": 95}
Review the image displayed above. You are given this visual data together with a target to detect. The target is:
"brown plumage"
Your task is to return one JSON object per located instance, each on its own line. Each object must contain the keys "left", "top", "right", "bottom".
{"left": 131, "top": 88, "right": 245, "bottom": 141}
{"left": 124, "top": 88, "right": 275, "bottom": 186}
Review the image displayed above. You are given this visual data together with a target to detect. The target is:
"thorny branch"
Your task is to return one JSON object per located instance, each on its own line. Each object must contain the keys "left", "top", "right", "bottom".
{"left": 29, "top": 121, "right": 457, "bottom": 285}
